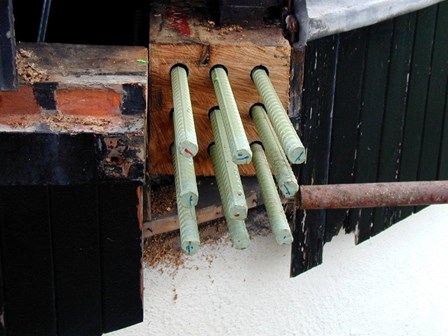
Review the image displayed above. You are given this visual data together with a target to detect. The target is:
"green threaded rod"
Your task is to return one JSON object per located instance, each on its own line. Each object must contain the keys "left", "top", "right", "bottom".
{"left": 208, "top": 141, "right": 248, "bottom": 220}
{"left": 171, "top": 64, "right": 198, "bottom": 158}
{"left": 227, "top": 218, "right": 250, "bottom": 249}
{"left": 176, "top": 199, "right": 200, "bottom": 255}
{"left": 251, "top": 66, "right": 305, "bottom": 164}
{"left": 251, "top": 142, "right": 293, "bottom": 245}
{"left": 210, "top": 65, "right": 252, "bottom": 164}
{"left": 171, "top": 144, "right": 199, "bottom": 208}
{"left": 250, "top": 104, "right": 299, "bottom": 198}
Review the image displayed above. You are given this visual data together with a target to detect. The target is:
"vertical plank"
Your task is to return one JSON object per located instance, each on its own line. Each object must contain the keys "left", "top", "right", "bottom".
{"left": 416, "top": 2, "right": 448, "bottom": 211}
{"left": 99, "top": 182, "right": 143, "bottom": 333}
{"left": 0, "top": 186, "right": 57, "bottom": 336}
{"left": 50, "top": 186, "right": 102, "bottom": 336}
{"left": 291, "top": 35, "right": 338, "bottom": 277}
{"left": 438, "top": 81, "right": 448, "bottom": 180}
{"left": 327, "top": 27, "right": 368, "bottom": 238}
{"left": 373, "top": 13, "right": 416, "bottom": 233}
{"left": 397, "top": 5, "right": 438, "bottom": 220}
{"left": 349, "top": 19, "right": 394, "bottom": 243}
{"left": 0, "top": 195, "right": 6, "bottom": 335}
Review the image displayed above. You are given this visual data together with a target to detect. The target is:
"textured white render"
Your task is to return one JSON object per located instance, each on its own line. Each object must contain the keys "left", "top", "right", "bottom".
{"left": 109, "top": 204, "right": 448, "bottom": 336}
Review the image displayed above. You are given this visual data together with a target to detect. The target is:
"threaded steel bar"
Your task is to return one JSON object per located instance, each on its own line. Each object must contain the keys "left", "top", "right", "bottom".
{"left": 171, "top": 64, "right": 198, "bottom": 158}
{"left": 176, "top": 200, "right": 200, "bottom": 255}
{"left": 210, "top": 65, "right": 252, "bottom": 164}
{"left": 298, "top": 181, "right": 448, "bottom": 209}
{"left": 250, "top": 104, "right": 299, "bottom": 198}
{"left": 171, "top": 144, "right": 198, "bottom": 207}
{"left": 208, "top": 140, "right": 248, "bottom": 220}
{"left": 251, "top": 66, "right": 305, "bottom": 164}
{"left": 251, "top": 143, "right": 293, "bottom": 245}
{"left": 227, "top": 218, "right": 250, "bottom": 249}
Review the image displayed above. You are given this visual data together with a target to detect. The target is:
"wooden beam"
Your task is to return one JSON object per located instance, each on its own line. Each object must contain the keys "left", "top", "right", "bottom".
{"left": 143, "top": 177, "right": 261, "bottom": 238}
{"left": 149, "top": 2, "right": 291, "bottom": 176}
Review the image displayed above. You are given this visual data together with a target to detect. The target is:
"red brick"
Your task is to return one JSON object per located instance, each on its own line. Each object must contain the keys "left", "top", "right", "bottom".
{"left": 56, "top": 88, "right": 121, "bottom": 116}
{"left": 0, "top": 87, "right": 40, "bottom": 115}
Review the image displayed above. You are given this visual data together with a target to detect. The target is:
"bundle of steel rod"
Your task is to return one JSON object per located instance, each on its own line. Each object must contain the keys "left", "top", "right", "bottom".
{"left": 170, "top": 64, "right": 200, "bottom": 255}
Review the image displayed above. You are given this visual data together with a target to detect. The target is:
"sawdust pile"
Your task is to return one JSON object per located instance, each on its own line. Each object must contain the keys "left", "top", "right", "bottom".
{"left": 16, "top": 48, "right": 49, "bottom": 84}
{"left": 143, "top": 207, "right": 273, "bottom": 276}
{"left": 150, "top": 184, "right": 177, "bottom": 217}
{"left": 143, "top": 218, "right": 229, "bottom": 276}
{"left": 45, "top": 111, "right": 113, "bottom": 132}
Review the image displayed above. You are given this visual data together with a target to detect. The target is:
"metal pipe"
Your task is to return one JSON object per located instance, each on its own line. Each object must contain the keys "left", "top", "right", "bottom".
{"left": 227, "top": 218, "right": 250, "bottom": 249}
{"left": 171, "top": 64, "right": 199, "bottom": 157}
{"left": 298, "top": 181, "right": 448, "bottom": 209}
{"left": 37, "top": 0, "right": 52, "bottom": 42}
{"left": 250, "top": 104, "right": 299, "bottom": 198}
{"left": 251, "top": 142, "right": 293, "bottom": 245}
{"left": 210, "top": 65, "right": 252, "bottom": 164}
{"left": 171, "top": 144, "right": 198, "bottom": 207}
{"left": 251, "top": 66, "right": 305, "bottom": 164}
{"left": 208, "top": 139, "right": 248, "bottom": 220}
{"left": 176, "top": 200, "right": 200, "bottom": 255}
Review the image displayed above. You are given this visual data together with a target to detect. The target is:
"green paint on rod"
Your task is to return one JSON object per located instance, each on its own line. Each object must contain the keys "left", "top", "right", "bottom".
{"left": 251, "top": 142, "right": 293, "bottom": 245}
{"left": 210, "top": 65, "right": 252, "bottom": 164}
{"left": 171, "top": 64, "right": 198, "bottom": 158}
{"left": 251, "top": 66, "right": 305, "bottom": 164}
{"left": 227, "top": 218, "right": 250, "bottom": 249}
{"left": 171, "top": 144, "right": 199, "bottom": 208}
{"left": 209, "top": 108, "right": 248, "bottom": 220}
{"left": 176, "top": 199, "right": 200, "bottom": 255}
{"left": 250, "top": 104, "right": 299, "bottom": 198}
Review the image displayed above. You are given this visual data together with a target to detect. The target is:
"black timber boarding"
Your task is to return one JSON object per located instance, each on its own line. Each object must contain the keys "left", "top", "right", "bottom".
{"left": 291, "top": 2, "right": 448, "bottom": 277}
{"left": 0, "top": 0, "right": 18, "bottom": 91}
{"left": 0, "top": 133, "right": 143, "bottom": 335}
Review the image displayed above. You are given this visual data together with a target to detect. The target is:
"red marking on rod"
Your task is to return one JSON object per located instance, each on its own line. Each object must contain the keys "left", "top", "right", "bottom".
{"left": 235, "top": 214, "right": 240, "bottom": 217}
{"left": 184, "top": 148, "right": 194, "bottom": 156}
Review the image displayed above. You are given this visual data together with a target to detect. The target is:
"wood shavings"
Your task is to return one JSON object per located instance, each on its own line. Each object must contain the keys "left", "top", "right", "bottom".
{"left": 45, "top": 111, "right": 113, "bottom": 132}
{"left": 150, "top": 184, "right": 177, "bottom": 217}
{"left": 16, "top": 48, "right": 49, "bottom": 84}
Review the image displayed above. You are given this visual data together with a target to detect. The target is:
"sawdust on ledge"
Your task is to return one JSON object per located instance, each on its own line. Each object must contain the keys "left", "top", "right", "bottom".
{"left": 45, "top": 111, "right": 114, "bottom": 133}
{"left": 16, "top": 48, "right": 49, "bottom": 84}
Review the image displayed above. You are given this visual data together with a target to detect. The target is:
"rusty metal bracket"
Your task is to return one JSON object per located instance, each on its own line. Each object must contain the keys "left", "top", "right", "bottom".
{"left": 297, "top": 180, "right": 448, "bottom": 209}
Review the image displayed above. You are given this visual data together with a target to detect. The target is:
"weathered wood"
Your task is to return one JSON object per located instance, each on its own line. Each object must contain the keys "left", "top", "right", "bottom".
{"left": 149, "top": 3, "right": 290, "bottom": 176}
{"left": 397, "top": 6, "right": 438, "bottom": 220}
{"left": 144, "top": 177, "right": 260, "bottom": 237}
{"left": 51, "top": 186, "right": 102, "bottom": 336}
{"left": 291, "top": 35, "right": 338, "bottom": 277}
{"left": 373, "top": 13, "right": 416, "bottom": 232}
{"left": 0, "top": 43, "right": 148, "bottom": 182}
{"left": 416, "top": 2, "right": 448, "bottom": 212}
{"left": 349, "top": 20, "right": 393, "bottom": 243}
{"left": 99, "top": 183, "right": 143, "bottom": 333}
{"left": 0, "top": 186, "right": 57, "bottom": 335}
{"left": 439, "top": 82, "right": 448, "bottom": 180}
{"left": 327, "top": 27, "right": 368, "bottom": 237}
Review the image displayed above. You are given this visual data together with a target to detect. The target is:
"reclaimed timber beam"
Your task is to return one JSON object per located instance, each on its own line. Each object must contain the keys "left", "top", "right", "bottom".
{"left": 149, "top": 1, "right": 291, "bottom": 176}
{"left": 144, "top": 177, "right": 261, "bottom": 238}
{"left": 0, "top": 43, "right": 148, "bottom": 184}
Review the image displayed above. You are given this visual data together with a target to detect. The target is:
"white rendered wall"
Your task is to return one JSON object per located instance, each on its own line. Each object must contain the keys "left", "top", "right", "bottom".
{"left": 109, "top": 205, "right": 448, "bottom": 336}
